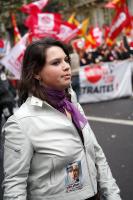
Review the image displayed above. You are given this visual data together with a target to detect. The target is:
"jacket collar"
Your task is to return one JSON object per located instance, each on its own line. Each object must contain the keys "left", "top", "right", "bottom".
{"left": 29, "top": 87, "right": 77, "bottom": 108}
{"left": 30, "top": 96, "right": 43, "bottom": 107}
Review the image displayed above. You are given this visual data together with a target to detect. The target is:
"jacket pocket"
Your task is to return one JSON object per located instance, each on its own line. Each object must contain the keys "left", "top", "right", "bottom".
{"left": 4, "top": 140, "right": 21, "bottom": 159}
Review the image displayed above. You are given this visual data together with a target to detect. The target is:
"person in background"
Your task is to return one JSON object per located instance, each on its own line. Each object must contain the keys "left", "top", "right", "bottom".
{"left": 78, "top": 49, "right": 88, "bottom": 66}
{"left": 69, "top": 44, "right": 80, "bottom": 101}
{"left": 0, "top": 64, "right": 16, "bottom": 199}
{"left": 2, "top": 37, "right": 121, "bottom": 200}
{"left": 119, "top": 40, "right": 131, "bottom": 60}
{"left": 0, "top": 65, "right": 15, "bottom": 132}
{"left": 121, "top": 31, "right": 133, "bottom": 57}
{"left": 86, "top": 51, "right": 94, "bottom": 64}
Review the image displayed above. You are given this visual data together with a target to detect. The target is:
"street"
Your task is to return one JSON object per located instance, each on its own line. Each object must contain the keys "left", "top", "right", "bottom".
{"left": 0, "top": 96, "right": 133, "bottom": 200}
{"left": 82, "top": 97, "right": 133, "bottom": 200}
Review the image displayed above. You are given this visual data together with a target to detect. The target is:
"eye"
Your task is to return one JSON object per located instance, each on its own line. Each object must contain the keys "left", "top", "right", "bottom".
{"left": 65, "top": 57, "right": 71, "bottom": 64}
{"left": 52, "top": 60, "right": 60, "bottom": 65}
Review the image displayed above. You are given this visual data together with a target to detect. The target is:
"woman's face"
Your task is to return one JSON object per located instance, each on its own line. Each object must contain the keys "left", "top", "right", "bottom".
{"left": 38, "top": 46, "right": 71, "bottom": 91}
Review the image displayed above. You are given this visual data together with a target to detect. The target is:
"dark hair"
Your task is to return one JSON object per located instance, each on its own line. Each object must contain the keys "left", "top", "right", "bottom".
{"left": 19, "top": 37, "right": 70, "bottom": 104}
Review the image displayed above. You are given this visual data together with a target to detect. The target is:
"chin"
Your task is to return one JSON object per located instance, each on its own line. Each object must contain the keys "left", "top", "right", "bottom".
{"left": 64, "top": 82, "right": 71, "bottom": 89}
{"left": 55, "top": 81, "right": 71, "bottom": 91}
{"left": 59, "top": 84, "right": 70, "bottom": 91}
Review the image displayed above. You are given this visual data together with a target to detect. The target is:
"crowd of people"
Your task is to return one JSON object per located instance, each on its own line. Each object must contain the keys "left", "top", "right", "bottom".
{"left": 77, "top": 35, "right": 133, "bottom": 66}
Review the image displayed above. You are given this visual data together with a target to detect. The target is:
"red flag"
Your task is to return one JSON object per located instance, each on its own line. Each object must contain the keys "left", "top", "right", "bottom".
{"left": 124, "top": 15, "right": 133, "bottom": 36}
{"left": 86, "top": 26, "right": 103, "bottom": 48}
{"left": 90, "top": 27, "right": 103, "bottom": 47}
{"left": 25, "top": 13, "right": 61, "bottom": 33}
{"left": 57, "top": 21, "right": 77, "bottom": 41}
{"left": 63, "top": 24, "right": 82, "bottom": 43}
{"left": 25, "top": 13, "right": 61, "bottom": 41}
{"left": 107, "top": 5, "right": 131, "bottom": 42}
{"left": 34, "top": 13, "right": 61, "bottom": 35}
{"left": 105, "top": 0, "right": 126, "bottom": 9}
{"left": 71, "top": 38, "right": 85, "bottom": 50}
{"left": 28, "top": 31, "right": 60, "bottom": 43}
{"left": 20, "top": 0, "right": 49, "bottom": 14}
{"left": 103, "top": 25, "right": 110, "bottom": 40}
{"left": 0, "top": 39, "right": 4, "bottom": 48}
{"left": 24, "top": 14, "right": 38, "bottom": 31}
{"left": 11, "top": 13, "right": 21, "bottom": 44}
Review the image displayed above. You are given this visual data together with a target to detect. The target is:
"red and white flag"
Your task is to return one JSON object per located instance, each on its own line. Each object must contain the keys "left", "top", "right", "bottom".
{"left": 24, "top": 14, "right": 37, "bottom": 31}
{"left": 11, "top": 13, "right": 22, "bottom": 44}
{"left": 90, "top": 26, "right": 103, "bottom": 47}
{"left": 25, "top": 13, "right": 61, "bottom": 36}
{"left": 0, "top": 34, "right": 29, "bottom": 79}
{"left": 107, "top": 5, "right": 131, "bottom": 42}
{"left": 85, "top": 26, "right": 103, "bottom": 48}
{"left": 0, "top": 38, "right": 11, "bottom": 57}
{"left": 20, "top": 0, "right": 49, "bottom": 14}
{"left": 105, "top": 0, "right": 126, "bottom": 9}
{"left": 63, "top": 24, "right": 82, "bottom": 43}
{"left": 71, "top": 38, "right": 85, "bottom": 50}
{"left": 57, "top": 21, "right": 77, "bottom": 41}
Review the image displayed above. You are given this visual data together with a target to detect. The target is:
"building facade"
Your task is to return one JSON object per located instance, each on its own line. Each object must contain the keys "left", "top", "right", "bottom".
{"left": 65, "top": 0, "right": 133, "bottom": 27}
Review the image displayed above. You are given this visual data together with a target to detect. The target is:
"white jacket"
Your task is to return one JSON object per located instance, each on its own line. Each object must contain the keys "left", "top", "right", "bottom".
{"left": 3, "top": 96, "right": 121, "bottom": 200}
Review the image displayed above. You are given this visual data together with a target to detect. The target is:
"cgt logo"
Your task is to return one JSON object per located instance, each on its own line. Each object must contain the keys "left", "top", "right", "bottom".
{"left": 84, "top": 65, "right": 103, "bottom": 83}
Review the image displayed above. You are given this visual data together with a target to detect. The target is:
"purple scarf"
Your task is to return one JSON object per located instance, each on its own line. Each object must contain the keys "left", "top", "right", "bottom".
{"left": 44, "top": 88, "right": 87, "bottom": 130}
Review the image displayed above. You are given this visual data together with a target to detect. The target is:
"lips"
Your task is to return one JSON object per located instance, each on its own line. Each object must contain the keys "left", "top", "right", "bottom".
{"left": 63, "top": 74, "right": 71, "bottom": 79}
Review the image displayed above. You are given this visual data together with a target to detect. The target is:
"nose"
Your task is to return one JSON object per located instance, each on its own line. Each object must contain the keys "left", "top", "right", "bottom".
{"left": 62, "top": 60, "right": 70, "bottom": 71}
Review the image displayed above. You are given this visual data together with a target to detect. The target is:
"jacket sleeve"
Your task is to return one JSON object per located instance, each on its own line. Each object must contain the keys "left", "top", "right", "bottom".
{"left": 2, "top": 115, "right": 34, "bottom": 200}
{"left": 77, "top": 103, "right": 122, "bottom": 200}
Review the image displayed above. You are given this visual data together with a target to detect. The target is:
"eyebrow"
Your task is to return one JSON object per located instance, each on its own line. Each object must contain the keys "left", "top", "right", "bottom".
{"left": 48, "top": 56, "right": 69, "bottom": 63}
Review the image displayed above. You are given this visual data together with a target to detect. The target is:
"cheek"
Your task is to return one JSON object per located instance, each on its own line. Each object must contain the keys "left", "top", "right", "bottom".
{"left": 41, "top": 69, "right": 60, "bottom": 84}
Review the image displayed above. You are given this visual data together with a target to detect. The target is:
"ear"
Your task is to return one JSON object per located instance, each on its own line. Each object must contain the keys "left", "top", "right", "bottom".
{"left": 34, "top": 74, "right": 40, "bottom": 80}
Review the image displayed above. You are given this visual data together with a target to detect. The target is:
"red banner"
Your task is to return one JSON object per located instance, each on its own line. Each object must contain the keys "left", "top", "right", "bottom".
{"left": 107, "top": 5, "right": 131, "bottom": 42}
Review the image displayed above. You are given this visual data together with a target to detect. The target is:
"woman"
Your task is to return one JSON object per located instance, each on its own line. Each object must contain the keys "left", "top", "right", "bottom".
{"left": 2, "top": 37, "right": 121, "bottom": 200}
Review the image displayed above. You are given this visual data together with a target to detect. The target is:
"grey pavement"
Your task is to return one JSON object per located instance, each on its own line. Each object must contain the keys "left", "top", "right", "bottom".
{"left": 82, "top": 97, "right": 133, "bottom": 200}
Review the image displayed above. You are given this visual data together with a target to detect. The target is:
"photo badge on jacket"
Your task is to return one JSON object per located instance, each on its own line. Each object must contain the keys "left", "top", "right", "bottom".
{"left": 65, "top": 160, "right": 83, "bottom": 192}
